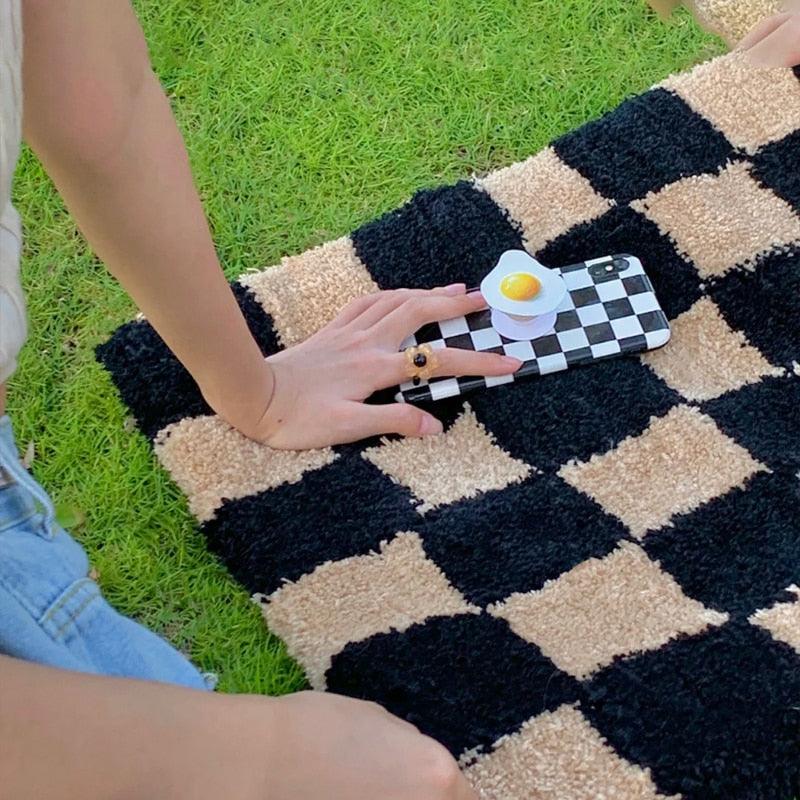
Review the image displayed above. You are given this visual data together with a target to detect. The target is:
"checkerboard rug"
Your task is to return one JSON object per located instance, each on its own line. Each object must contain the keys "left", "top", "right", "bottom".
{"left": 98, "top": 53, "right": 800, "bottom": 799}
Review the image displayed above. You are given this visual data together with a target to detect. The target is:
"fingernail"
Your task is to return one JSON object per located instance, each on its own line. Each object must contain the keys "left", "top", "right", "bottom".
{"left": 420, "top": 416, "right": 443, "bottom": 435}
{"left": 502, "top": 356, "right": 522, "bottom": 370}
{"left": 441, "top": 283, "right": 466, "bottom": 296}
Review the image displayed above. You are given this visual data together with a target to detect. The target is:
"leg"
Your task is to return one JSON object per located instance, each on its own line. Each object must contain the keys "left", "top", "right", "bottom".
{"left": 0, "top": 415, "right": 211, "bottom": 689}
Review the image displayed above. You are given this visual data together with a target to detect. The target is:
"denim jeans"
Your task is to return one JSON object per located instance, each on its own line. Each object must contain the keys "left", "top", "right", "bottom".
{"left": 0, "top": 414, "right": 212, "bottom": 689}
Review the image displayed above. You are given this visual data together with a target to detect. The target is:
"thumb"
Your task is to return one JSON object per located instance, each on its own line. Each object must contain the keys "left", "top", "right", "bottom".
{"left": 347, "top": 402, "right": 443, "bottom": 440}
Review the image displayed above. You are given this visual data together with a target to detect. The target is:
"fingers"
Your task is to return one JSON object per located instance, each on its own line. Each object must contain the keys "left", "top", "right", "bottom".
{"left": 373, "top": 346, "right": 520, "bottom": 388}
{"left": 337, "top": 401, "right": 443, "bottom": 442}
{"left": 327, "top": 283, "right": 466, "bottom": 328}
{"left": 377, "top": 291, "right": 488, "bottom": 344}
{"left": 736, "top": 11, "right": 793, "bottom": 50}
{"left": 335, "top": 284, "right": 467, "bottom": 332}
{"left": 738, "top": 13, "right": 800, "bottom": 66}
{"left": 349, "top": 290, "right": 426, "bottom": 331}
{"left": 324, "top": 291, "right": 386, "bottom": 330}
{"left": 427, "top": 347, "right": 521, "bottom": 379}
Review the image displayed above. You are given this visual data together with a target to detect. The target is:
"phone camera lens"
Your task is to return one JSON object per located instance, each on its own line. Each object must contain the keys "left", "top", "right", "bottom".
{"left": 612, "top": 257, "right": 629, "bottom": 270}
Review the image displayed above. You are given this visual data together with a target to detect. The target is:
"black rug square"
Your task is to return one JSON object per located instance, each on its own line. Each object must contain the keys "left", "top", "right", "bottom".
{"left": 418, "top": 475, "right": 627, "bottom": 606}
{"left": 536, "top": 205, "right": 703, "bottom": 320}
{"left": 551, "top": 88, "right": 736, "bottom": 205}
{"left": 468, "top": 354, "right": 680, "bottom": 471}
{"left": 326, "top": 613, "right": 581, "bottom": 756}
{"left": 710, "top": 249, "right": 800, "bottom": 368}
{"left": 582, "top": 621, "right": 800, "bottom": 800}
{"left": 202, "top": 455, "right": 418, "bottom": 595}
{"left": 751, "top": 128, "right": 800, "bottom": 213}
{"left": 643, "top": 472, "right": 800, "bottom": 617}
{"left": 351, "top": 181, "right": 524, "bottom": 290}
{"left": 703, "top": 376, "right": 800, "bottom": 472}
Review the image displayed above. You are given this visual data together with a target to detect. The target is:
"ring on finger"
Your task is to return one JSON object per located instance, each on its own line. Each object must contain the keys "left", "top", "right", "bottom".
{"left": 403, "top": 344, "right": 438, "bottom": 382}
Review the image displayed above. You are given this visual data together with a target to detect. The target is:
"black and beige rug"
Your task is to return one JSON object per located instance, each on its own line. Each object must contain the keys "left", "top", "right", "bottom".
{"left": 98, "top": 52, "right": 800, "bottom": 799}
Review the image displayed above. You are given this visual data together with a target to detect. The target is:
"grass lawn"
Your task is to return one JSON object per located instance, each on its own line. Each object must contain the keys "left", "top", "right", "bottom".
{"left": 9, "top": 0, "right": 722, "bottom": 694}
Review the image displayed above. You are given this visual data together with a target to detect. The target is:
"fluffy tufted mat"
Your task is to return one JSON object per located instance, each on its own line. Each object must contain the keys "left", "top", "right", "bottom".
{"left": 98, "top": 53, "right": 800, "bottom": 799}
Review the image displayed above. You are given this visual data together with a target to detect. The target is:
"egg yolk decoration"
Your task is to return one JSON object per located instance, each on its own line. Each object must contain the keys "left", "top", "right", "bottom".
{"left": 480, "top": 250, "right": 567, "bottom": 318}
{"left": 500, "top": 272, "right": 541, "bottom": 301}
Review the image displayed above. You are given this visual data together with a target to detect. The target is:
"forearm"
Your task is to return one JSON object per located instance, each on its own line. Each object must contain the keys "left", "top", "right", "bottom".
{"left": 0, "top": 654, "right": 271, "bottom": 800}
{"left": 21, "top": 1, "right": 272, "bottom": 425}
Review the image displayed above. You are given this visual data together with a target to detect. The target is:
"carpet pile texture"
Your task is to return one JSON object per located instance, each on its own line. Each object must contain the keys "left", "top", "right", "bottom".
{"left": 99, "top": 53, "right": 800, "bottom": 799}
{"left": 650, "top": 0, "right": 786, "bottom": 44}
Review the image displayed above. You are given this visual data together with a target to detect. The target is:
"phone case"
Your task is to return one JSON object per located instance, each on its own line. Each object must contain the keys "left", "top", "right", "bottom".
{"left": 395, "top": 254, "right": 670, "bottom": 404}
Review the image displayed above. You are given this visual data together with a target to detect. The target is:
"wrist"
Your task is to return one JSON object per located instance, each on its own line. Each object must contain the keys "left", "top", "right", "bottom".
{"left": 200, "top": 358, "right": 276, "bottom": 441}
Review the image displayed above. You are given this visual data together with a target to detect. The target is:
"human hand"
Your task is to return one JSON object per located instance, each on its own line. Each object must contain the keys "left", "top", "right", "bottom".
{"left": 0, "top": 653, "right": 477, "bottom": 800}
{"left": 246, "top": 284, "right": 520, "bottom": 450}
{"left": 736, "top": 8, "right": 800, "bottom": 66}
{"left": 249, "top": 690, "right": 478, "bottom": 800}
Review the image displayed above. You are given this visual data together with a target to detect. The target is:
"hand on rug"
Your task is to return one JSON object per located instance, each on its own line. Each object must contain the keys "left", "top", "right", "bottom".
{"left": 238, "top": 285, "right": 521, "bottom": 450}
{"left": 259, "top": 690, "right": 478, "bottom": 800}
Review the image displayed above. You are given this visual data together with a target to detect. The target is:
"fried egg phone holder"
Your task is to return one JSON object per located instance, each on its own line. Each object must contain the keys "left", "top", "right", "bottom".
{"left": 480, "top": 250, "right": 567, "bottom": 342}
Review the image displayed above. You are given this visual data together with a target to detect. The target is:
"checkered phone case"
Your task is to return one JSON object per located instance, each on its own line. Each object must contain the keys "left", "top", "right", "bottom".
{"left": 396, "top": 254, "right": 670, "bottom": 403}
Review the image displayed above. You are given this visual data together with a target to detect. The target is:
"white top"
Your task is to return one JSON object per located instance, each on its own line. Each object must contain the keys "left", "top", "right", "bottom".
{"left": 0, "top": 0, "right": 25, "bottom": 385}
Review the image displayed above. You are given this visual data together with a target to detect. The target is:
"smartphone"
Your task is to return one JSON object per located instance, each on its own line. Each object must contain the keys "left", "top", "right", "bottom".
{"left": 395, "top": 254, "right": 670, "bottom": 404}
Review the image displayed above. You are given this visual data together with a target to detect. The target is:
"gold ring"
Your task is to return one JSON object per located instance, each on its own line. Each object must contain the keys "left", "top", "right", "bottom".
{"left": 404, "top": 344, "right": 438, "bottom": 382}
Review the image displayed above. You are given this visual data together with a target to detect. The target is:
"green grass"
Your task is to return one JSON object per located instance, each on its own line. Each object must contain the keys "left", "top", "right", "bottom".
{"left": 8, "top": 0, "right": 722, "bottom": 694}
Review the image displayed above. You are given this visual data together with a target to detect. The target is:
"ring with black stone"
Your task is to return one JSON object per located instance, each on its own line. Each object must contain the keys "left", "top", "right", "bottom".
{"left": 403, "top": 343, "right": 438, "bottom": 382}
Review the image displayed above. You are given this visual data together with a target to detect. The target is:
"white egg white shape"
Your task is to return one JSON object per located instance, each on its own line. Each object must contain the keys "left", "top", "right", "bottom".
{"left": 480, "top": 250, "right": 567, "bottom": 317}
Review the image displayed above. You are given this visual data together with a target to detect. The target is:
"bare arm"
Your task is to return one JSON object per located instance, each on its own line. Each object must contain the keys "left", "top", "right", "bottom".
{"left": 0, "top": 654, "right": 476, "bottom": 800}
{"left": 20, "top": 0, "right": 518, "bottom": 448}
{"left": 21, "top": 0, "right": 274, "bottom": 437}
{"left": 0, "top": 653, "right": 269, "bottom": 800}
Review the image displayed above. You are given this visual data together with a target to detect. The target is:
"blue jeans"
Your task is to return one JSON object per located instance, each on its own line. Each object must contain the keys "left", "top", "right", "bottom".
{"left": 0, "top": 415, "right": 212, "bottom": 689}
